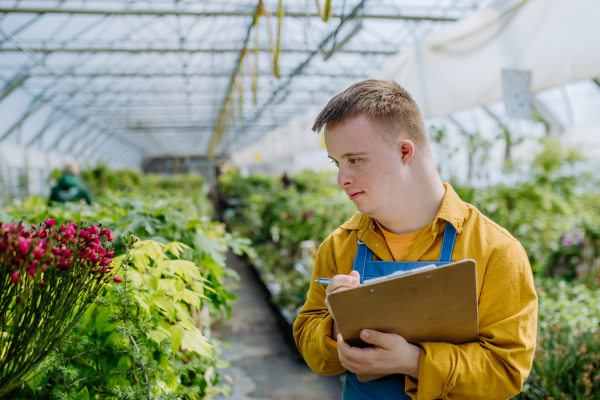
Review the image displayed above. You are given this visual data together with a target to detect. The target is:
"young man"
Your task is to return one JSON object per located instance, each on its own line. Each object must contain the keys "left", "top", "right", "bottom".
{"left": 293, "top": 80, "right": 537, "bottom": 399}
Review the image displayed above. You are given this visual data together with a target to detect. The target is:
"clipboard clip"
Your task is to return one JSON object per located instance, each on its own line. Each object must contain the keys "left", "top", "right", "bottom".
{"left": 363, "top": 264, "right": 437, "bottom": 284}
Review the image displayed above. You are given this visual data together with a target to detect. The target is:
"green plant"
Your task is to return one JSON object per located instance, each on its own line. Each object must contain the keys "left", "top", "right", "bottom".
{"left": 7, "top": 236, "right": 231, "bottom": 400}
{"left": 516, "top": 279, "right": 600, "bottom": 399}
{"left": 0, "top": 220, "right": 116, "bottom": 396}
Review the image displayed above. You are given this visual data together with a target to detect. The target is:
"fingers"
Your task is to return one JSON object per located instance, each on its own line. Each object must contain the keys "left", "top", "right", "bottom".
{"left": 326, "top": 274, "right": 361, "bottom": 295}
{"left": 349, "top": 270, "right": 360, "bottom": 280}
{"left": 360, "top": 329, "right": 397, "bottom": 350}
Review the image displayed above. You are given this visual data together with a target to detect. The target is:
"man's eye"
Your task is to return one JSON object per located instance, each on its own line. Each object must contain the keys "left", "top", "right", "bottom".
{"left": 349, "top": 159, "right": 360, "bottom": 164}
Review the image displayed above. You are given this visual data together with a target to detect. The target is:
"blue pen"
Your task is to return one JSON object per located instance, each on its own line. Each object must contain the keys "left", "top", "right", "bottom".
{"left": 314, "top": 278, "right": 331, "bottom": 285}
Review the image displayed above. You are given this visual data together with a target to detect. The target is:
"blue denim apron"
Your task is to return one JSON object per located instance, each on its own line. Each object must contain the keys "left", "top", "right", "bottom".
{"left": 342, "top": 222, "right": 457, "bottom": 400}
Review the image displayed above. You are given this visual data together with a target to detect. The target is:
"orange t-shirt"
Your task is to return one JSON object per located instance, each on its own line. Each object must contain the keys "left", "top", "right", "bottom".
{"left": 375, "top": 220, "right": 429, "bottom": 261}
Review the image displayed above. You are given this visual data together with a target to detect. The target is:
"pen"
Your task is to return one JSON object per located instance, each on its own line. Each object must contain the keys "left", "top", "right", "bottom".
{"left": 314, "top": 278, "right": 331, "bottom": 285}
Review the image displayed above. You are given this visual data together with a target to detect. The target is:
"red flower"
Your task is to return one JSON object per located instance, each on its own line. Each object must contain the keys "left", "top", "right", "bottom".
{"left": 87, "top": 225, "right": 100, "bottom": 235}
{"left": 10, "top": 270, "right": 19, "bottom": 284}
{"left": 44, "top": 218, "right": 56, "bottom": 229}
{"left": 100, "top": 258, "right": 110, "bottom": 266}
{"left": 112, "top": 276, "right": 123, "bottom": 283}
{"left": 105, "top": 251, "right": 115, "bottom": 259}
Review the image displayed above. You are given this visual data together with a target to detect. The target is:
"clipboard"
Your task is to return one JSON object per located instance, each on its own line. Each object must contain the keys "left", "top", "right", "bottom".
{"left": 328, "top": 259, "right": 479, "bottom": 382}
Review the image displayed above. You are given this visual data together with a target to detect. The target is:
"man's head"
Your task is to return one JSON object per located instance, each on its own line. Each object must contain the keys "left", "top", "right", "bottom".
{"left": 312, "top": 80, "right": 430, "bottom": 154}
{"left": 314, "top": 80, "right": 439, "bottom": 222}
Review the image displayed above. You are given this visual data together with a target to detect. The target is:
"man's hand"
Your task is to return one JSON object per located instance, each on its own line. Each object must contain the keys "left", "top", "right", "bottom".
{"left": 324, "top": 270, "right": 361, "bottom": 316}
{"left": 325, "top": 270, "right": 361, "bottom": 340}
{"left": 337, "top": 329, "right": 422, "bottom": 379}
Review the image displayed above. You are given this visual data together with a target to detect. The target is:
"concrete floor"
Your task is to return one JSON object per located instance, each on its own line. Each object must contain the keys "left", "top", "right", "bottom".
{"left": 212, "top": 252, "right": 344, "bottom": 400}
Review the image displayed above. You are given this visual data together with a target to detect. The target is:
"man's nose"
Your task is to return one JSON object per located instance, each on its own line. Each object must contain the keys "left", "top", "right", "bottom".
{"left": 337, "top": 167, "right": 354, "bottom": 187}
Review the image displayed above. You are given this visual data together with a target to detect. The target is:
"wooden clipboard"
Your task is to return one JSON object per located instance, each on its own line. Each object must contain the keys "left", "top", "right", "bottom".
{"left": 328, "top": 259, "right": 479, "bottom": 382}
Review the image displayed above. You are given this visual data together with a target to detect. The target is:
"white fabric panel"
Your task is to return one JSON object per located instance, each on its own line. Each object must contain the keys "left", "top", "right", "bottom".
{"left": 230, "top": 106, "right": 323, "bottom": 167}
{"left": 377, "top": 0, "right": 600, "bottom": 118}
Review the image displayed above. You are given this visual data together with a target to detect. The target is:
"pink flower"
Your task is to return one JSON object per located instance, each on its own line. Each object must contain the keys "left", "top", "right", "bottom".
{"left": 40, "top": 282, "right": 47, "bottom": 287}
{"left": 32, "top": 248, "right": 45, "bottom": 259}
{"left": 44, "top": 218, "right": 56, "bottom": 229}
{"left": 112, "top": 276, "right": 122, "bottom": 283}
{"left": 87, "top": 225, "right": 100, "bottom": 235}
{"left": 105, "top": 251, "right": 115, "bottom": 259}
{"left": 101, "top": 229, "right": 112, "bottom": 237}
{"left": 27, "top": 263, "right": 37, "bottom": 277}
{"left": 107, "top": 234, "right": 114, "bottom": 242}
{"left": 18, "top": 238, "right": 31, "bottom": 253}
{"left": 100, "top": 258, "right": 110, "bottom": 266}
{"left": 11, "top": 270, "right": 19, "bottom": 284}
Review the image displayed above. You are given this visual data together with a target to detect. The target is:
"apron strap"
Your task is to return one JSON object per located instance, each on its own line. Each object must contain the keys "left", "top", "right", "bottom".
{"left": 439, "top": 222, "right": 457, "bottom": 262}
{"left": 352, "top": 240, "right": 370, "bottom": 284}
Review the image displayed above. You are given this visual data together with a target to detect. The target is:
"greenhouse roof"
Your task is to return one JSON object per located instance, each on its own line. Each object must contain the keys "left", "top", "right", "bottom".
{"left": 0, "top": 0, "right": 490, "bottom": 166}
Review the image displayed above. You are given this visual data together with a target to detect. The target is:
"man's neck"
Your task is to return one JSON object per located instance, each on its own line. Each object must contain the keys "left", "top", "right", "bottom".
{"left": 376, "top": 165, "right": 446, "bottom": 235}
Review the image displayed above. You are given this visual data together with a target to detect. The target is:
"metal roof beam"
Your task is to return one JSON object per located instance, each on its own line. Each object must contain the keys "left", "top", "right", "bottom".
{"left": 0, "top": 47, "right": 395, "bottom": 55}
{"left": 0, "top": 7, "right": 457, "bottom": 22}
{"left": 29, "top": 71, "right": 367, "bottom": 78}
{"left": 0, "top": 73, "right": 28, "bottom": 103}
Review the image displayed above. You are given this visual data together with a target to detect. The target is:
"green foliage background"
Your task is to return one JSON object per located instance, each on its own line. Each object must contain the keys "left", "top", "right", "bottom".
{"left": 1, "top": 169, "right": 254, "bottom": 399}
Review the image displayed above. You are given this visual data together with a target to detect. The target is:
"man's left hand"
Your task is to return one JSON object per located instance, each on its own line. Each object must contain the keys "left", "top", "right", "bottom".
{"left": 337, "top": 329, "right": 422, "bottom": 379}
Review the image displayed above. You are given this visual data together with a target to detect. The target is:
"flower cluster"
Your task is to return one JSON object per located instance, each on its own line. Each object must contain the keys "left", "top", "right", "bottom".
{"left": 1, "top": 218, "right": 117, "bottom": 285}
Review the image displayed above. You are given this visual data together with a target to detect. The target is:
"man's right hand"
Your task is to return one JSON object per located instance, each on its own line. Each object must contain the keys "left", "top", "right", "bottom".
{"left": 324, "top": 271, "right": 361, "bottom": 338}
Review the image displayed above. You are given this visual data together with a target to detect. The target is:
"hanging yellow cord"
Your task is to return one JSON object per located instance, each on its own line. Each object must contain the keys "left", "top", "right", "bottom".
{"left": 274, "top": 0, "right": 284, "bottom": 78}
{"left": 315, "top": 0, "right": 331, "bottom": 22}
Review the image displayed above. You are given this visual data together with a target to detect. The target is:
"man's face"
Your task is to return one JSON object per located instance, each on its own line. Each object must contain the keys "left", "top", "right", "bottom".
{"left": 325, "top": 114, "right": 407, "bottom": 219}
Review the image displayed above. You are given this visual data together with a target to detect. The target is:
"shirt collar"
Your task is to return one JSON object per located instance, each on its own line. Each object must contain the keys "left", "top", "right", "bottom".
{"left": 340, "top": 182, "right": 466, "bottom": 236}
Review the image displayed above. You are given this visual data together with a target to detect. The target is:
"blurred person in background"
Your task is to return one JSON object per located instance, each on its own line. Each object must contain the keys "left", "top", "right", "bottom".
{"left": 49, "top": 162, "right": 93, "bottom": 205}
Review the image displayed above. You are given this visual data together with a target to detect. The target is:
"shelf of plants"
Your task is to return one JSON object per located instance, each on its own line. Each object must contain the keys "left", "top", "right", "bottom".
{"left": 218, "top": 140, "right": 600, "bottom": 399}
{"left": 1, "top": 166, "right": 254, "bottom": 400}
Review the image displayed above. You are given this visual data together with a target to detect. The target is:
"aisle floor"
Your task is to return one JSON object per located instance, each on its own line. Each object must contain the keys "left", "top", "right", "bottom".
{"left": 212, "top": 252, "right": 343, "bottom": 400}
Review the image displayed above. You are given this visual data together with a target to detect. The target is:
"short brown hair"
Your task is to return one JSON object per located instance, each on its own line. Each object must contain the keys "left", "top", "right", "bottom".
{"left": 312, "top": 80, "right": 429, "bottom": 152}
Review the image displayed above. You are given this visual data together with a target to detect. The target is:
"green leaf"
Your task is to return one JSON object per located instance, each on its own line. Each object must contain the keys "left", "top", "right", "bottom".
{"left": 73, "top": 387, "right": 90, "bottom": 400}
{"left": 147, "top": 325, "right": 171, "bottom": 344}
{"left": 126, "top": 269, "right": 143, "bottom": 288}
{"left": 153, "top": 294, "right": 175, "bottom": 319}
{"left": 181, "top": 288, "right": 203, "bottom": 309}
{"left": 117, "top": 355, "right": 132, "bottom": 369}
{"left": 25, "top": 370, "right": 46, "bottom": 391}
{"left": 181, "top": 329, "right": 212, "bottom": 358}
{"left": 168, "top": 324, "right": 184, "bottom": 353}
{"left": 133, "top": 293, "right": 150, "bottom": 315}
{"left": 166, "top": 259, "right": 201, "bottom": 282}
{"left": 95, "top": 308, "right": 111, "bottom": 335}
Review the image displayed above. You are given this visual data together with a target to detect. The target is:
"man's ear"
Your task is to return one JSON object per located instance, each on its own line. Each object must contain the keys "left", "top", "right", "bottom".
{"left": 397, "top": 139, "right": 415, "bottom": 165}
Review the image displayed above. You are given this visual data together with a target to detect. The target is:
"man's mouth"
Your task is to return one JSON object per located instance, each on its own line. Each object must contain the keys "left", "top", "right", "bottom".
{"left": 347, "top": 191, "right": 364, "bottom": 200}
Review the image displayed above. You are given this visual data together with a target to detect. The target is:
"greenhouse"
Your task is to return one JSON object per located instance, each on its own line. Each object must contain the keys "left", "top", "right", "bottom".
{"left": 1, "top": 0, "right": 599, "bottom": 399}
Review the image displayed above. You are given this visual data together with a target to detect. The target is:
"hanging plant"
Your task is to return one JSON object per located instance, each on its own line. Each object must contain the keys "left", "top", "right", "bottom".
{"left": 0, "top": 219, "right": 116, "bottom": 396}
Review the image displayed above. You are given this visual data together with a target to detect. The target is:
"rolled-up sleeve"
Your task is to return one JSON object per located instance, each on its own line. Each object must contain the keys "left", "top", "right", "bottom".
{"left": 293, "top": 237, "right": 347, "bottom": 376}
{"left": 405, "top": 240, "right": 538, "bottom": 399}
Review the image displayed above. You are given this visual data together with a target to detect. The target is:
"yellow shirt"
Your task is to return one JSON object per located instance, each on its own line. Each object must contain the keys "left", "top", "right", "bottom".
{"left": 375, "top": 220, "right": 428, "bottom": 261}
{"left": 293, "top": 183, "right": 538, "bottom": 400}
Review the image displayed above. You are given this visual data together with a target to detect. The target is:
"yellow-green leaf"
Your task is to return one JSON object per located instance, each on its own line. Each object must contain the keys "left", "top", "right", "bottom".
{"left": 127, "top": 270, "right": 143, "bottom": 288}
{"left": 168, "top": 324, "right": 184, "bottom": 353}
{"left": 166, "top": 259, "right": 201, "bottom": 282}
{"left": 133, "top": 293, "right": 150, "bottom": 315}
{"left": 147, "top": 325, "right": 172, "bottom": 344}
{"left": 181, "top": 329, "right": 212, "bottom": 358}
{"left": 153, "top": 294, "right": 175, "bottom": 319}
